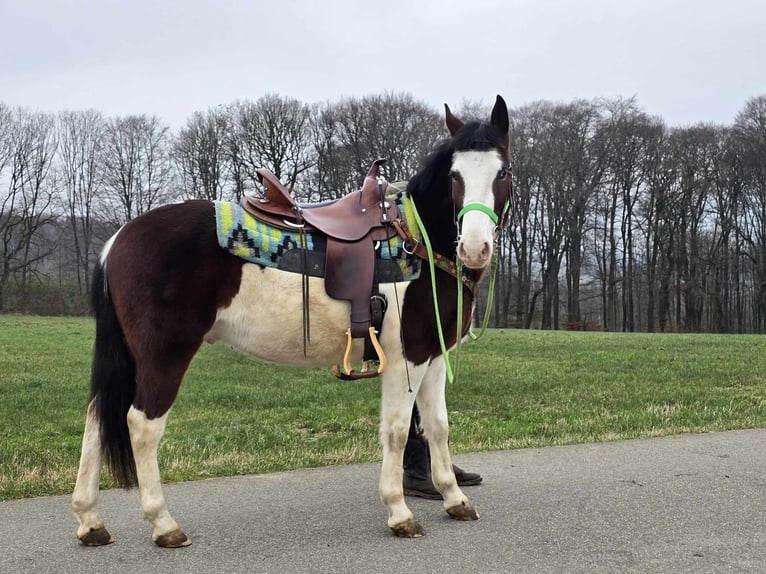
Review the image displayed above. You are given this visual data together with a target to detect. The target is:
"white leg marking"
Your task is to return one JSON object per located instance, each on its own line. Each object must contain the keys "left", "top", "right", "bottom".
{"left": 127, "top": 407, "right": 183, "bottom": 542}
{"left": 378, "top": 358, "right": 427, "bottom": 529}
{"left": 417, "top": 359, "right": 471, "bottom": 510}
{"left": 71, "top": 401, "right": 107, "bottom": 539}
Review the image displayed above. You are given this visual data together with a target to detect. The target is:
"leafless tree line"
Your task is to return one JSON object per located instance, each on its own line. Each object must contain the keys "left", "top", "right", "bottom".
{"left": 502, "top": 95, "right": 766, "bottom": 333}
{"left": 1, "top": 92, "right": 765, "bottom": 333}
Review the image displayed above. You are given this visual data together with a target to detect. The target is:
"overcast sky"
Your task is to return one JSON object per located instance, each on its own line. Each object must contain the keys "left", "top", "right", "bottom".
{"left": 2, "top": 0, "right": 764, "bottom": 129}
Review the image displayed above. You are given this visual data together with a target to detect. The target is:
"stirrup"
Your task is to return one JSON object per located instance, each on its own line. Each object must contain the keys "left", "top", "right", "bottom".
{"left": 332, "top": 326, "right": 387, "bottom": 380}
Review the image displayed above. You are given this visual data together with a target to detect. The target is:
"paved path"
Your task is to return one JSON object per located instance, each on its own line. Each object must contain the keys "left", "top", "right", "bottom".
{"left": 1, "top": 429, "right": 764, "bottom": 574}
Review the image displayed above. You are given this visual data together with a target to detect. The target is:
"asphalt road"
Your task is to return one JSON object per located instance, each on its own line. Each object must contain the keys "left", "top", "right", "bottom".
{"left": 1, "top": 429, "right": 764, "bottom": 574}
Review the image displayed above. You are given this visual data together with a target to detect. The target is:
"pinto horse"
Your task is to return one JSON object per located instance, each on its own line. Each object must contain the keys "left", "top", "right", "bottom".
{"left": 71, "top": 95, "right": 512, "bottom": 547}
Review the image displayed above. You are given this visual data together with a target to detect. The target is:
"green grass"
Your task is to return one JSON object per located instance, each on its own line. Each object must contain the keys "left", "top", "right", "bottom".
{"left": 1, "top": 315, "right": 765, "bottom": 501}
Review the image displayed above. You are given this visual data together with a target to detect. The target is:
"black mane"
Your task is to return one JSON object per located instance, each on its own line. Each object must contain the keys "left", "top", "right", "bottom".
{"left": 406, "top": 140, "right": 458, "bottom": 259}
{"left": 451, "top": 121, "right": 508, "bottom": 153}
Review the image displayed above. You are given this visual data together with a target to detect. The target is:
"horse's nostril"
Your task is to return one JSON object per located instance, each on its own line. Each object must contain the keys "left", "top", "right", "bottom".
{"left": 458, "top": 241, "right": 491, "bottom": 264}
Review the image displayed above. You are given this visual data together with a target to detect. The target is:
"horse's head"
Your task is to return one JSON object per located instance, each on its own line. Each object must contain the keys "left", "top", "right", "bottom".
{"left": 445, "top": 95, "right": 511, "bottom": 270}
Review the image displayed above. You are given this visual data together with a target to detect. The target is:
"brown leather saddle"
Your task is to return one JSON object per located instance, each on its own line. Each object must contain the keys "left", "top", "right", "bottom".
{"left": 240, "top": 159, "right": 402, "bottom": 379}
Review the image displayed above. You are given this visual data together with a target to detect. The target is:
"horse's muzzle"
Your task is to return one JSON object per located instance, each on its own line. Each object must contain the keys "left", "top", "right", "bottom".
{"left": 457, "top": 238, "right": 492, "bottom": 269}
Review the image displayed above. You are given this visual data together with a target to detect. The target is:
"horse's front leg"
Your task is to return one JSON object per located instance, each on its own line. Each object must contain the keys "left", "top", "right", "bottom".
{"left": 379, "top": 361, "right": 425, "bottom": 537}
{"left": 417, "top": 358, "right": 479, "bottom": 521}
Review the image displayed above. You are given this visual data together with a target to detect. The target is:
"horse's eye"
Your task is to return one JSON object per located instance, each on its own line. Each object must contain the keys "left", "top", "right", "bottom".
{"left": 497, "top": 169, "right": 508, "bottom": 180}
{"left": 449, "top": 170, "right": 460, "bottom": 181}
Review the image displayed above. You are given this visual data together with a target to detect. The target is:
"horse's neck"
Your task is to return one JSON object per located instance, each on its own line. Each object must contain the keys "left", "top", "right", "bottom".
{"left": 408, "top": 195, "right": 458, "bottom": 262}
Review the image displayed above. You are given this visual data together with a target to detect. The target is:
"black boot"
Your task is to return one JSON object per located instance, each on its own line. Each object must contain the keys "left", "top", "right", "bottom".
{"left": 453, "top": 463, "right": 483, "bottom": 486}
{"left": 403, "top": 436, "right": 442, "bottom": 500}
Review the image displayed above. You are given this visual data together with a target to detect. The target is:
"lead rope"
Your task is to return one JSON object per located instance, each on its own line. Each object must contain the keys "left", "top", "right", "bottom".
{"left": 453, "top": 233, "right": 500, "bottom": 379}
{"left": 462, "top": 231, "right": 501, "bottom": 342}
{"left": 408, "top": 197, "right": 458, "bottom": 383}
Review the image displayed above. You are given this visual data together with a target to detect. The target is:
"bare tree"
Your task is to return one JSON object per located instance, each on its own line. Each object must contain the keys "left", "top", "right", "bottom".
{"left": 641, "top": 121, "right": 675, "bottom": 331}
{"left": 303, "top": 93, "right": 443, "bottom": 201}
{"left": 0, "top": 104, "right": 11, "bottom": 173}
{"left": 174, "top": 107, "right": 231, "bottom": 201}
{"left": 707, "top": 126, "right": 746, "bottom": 332}
{"left": 518, "top": 101, "right": 596, "bottom": 329}
{"left": 0, "top": 108, "right": 58, "bottom": 310}
{"left": 304, "top": 103, "right": 354, "bottom": 201}
{"left": 507, "top": 104, "right": 541, "bottom": 327}
{"left": 560, "top": 101, "right": 609, "bottom": 328}
{"left": 734, "top": 95, "right": 766, "bottom": 330}
{"left": 101, "top": 114, "right": 174, "bottom": 225}
{"left": 56, "top": 109, "right": 106, "bottom": 294}
{"left": 331, "top": 92, "right": 442, "bottom": 183}
{"left": 227, "top": 94, "right": 313, "bottom": 193}
{"left": 669, "top": 125, "right": 718, "bottom": 331}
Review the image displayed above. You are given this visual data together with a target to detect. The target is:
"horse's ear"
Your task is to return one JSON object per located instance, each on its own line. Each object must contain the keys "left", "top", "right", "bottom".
{"left": 444, "top": 104, "right": 464, "bottom": 137}
{"left": 490, "top": 95, "right": 509, "bottom": 141}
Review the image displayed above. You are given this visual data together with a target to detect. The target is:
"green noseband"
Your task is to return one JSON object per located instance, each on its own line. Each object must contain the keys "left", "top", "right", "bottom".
{"left": 457, "top": 201, "right": 509, "bottom": 225}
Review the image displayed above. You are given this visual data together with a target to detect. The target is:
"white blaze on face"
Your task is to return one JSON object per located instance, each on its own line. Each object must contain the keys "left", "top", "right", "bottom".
{"left": 451, "top": 150, "right": 503, "bottom": 269}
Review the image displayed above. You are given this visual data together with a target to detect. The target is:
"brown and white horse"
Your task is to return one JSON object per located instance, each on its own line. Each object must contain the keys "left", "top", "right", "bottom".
{"left": 71, "top": 95, "right": 512, "bottom": 547}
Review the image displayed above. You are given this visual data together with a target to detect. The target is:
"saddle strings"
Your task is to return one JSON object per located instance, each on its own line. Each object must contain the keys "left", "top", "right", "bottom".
{"left": 385, "top": 231, "right": 413, "bottom": 393}
{"left": 298, "top": 210, "right": 311, "bottom": 355}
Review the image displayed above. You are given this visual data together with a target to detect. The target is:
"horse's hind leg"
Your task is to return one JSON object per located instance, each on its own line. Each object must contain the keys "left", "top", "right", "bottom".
{"left": 71, "top": 400, "right": 114, "bottom": 546}
{"left": 417, "top": 358, "right": 479, "bottom": 521}
{"left": 127, "top": 405, "right": 191, "bottom": 547}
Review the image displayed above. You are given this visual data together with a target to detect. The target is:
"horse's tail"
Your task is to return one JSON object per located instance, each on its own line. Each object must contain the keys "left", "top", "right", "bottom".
{"left": 89, "top": 259, "right": 138, "bottom": 488}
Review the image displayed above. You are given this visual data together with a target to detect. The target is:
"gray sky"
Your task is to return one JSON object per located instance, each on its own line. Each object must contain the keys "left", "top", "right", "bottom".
{"left": 2, "top": 0, "right": 764, "bottom": 128}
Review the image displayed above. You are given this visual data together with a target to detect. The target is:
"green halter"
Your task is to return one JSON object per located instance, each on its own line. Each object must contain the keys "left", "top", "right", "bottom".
{"left": 457, "top": 200, "right": 509, "bottom": 225}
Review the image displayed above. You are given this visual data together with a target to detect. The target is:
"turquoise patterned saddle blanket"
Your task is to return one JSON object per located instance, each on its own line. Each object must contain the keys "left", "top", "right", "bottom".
{"left": 214, "top": 197, "right": 421, "bottom": 283}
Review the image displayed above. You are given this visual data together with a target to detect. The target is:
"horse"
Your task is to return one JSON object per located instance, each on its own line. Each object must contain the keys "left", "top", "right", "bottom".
{"left": 71, "top": 95, "right": 512, "bottom": 547}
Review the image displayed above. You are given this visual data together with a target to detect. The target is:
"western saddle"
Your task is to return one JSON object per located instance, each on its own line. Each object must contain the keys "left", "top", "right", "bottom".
{"left": 240, "top": 159, "right": 405, "bottom": 380}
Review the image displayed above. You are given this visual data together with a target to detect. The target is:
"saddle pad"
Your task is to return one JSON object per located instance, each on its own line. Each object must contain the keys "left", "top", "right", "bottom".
{"left": 215, "top": 199, "right": 421, "bottom": 282}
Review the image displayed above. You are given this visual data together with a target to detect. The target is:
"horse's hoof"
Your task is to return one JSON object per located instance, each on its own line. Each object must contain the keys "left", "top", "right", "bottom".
{"left": 78, "top": 526, "right": 114, "bottom": 546}
{"left": 446, "top": 501, "right": 480, "bottom": 521}
{"left": 390, "top": 518, "right": 425, "bottom": 538}
{"left": 154, "top": 529, "right": 191, "bottom": 548}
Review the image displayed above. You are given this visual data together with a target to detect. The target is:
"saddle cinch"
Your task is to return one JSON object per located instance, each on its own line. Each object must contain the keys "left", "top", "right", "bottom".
{"left": 241, "top": 159, "right": 404, "bottom": 380}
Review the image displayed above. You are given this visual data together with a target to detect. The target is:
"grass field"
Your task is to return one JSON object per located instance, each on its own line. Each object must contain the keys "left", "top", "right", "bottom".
{"left": 1, "top": 315, "right": 765, "bottom": 501}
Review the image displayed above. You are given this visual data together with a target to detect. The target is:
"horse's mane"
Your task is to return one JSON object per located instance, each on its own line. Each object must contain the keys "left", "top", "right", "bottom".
{"left": 452, "top": 121, "right": 508, "bottom": 153}
{"left": 407, "top": 120, "right": 507, "bottom": 259}
{"left": 406, "top": 140, "right": 457, "bottom": 258}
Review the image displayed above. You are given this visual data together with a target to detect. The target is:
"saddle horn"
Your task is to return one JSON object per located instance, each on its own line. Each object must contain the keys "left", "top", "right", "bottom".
{"left": 367, "top": 157, "right": 387, "bottom": 179}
